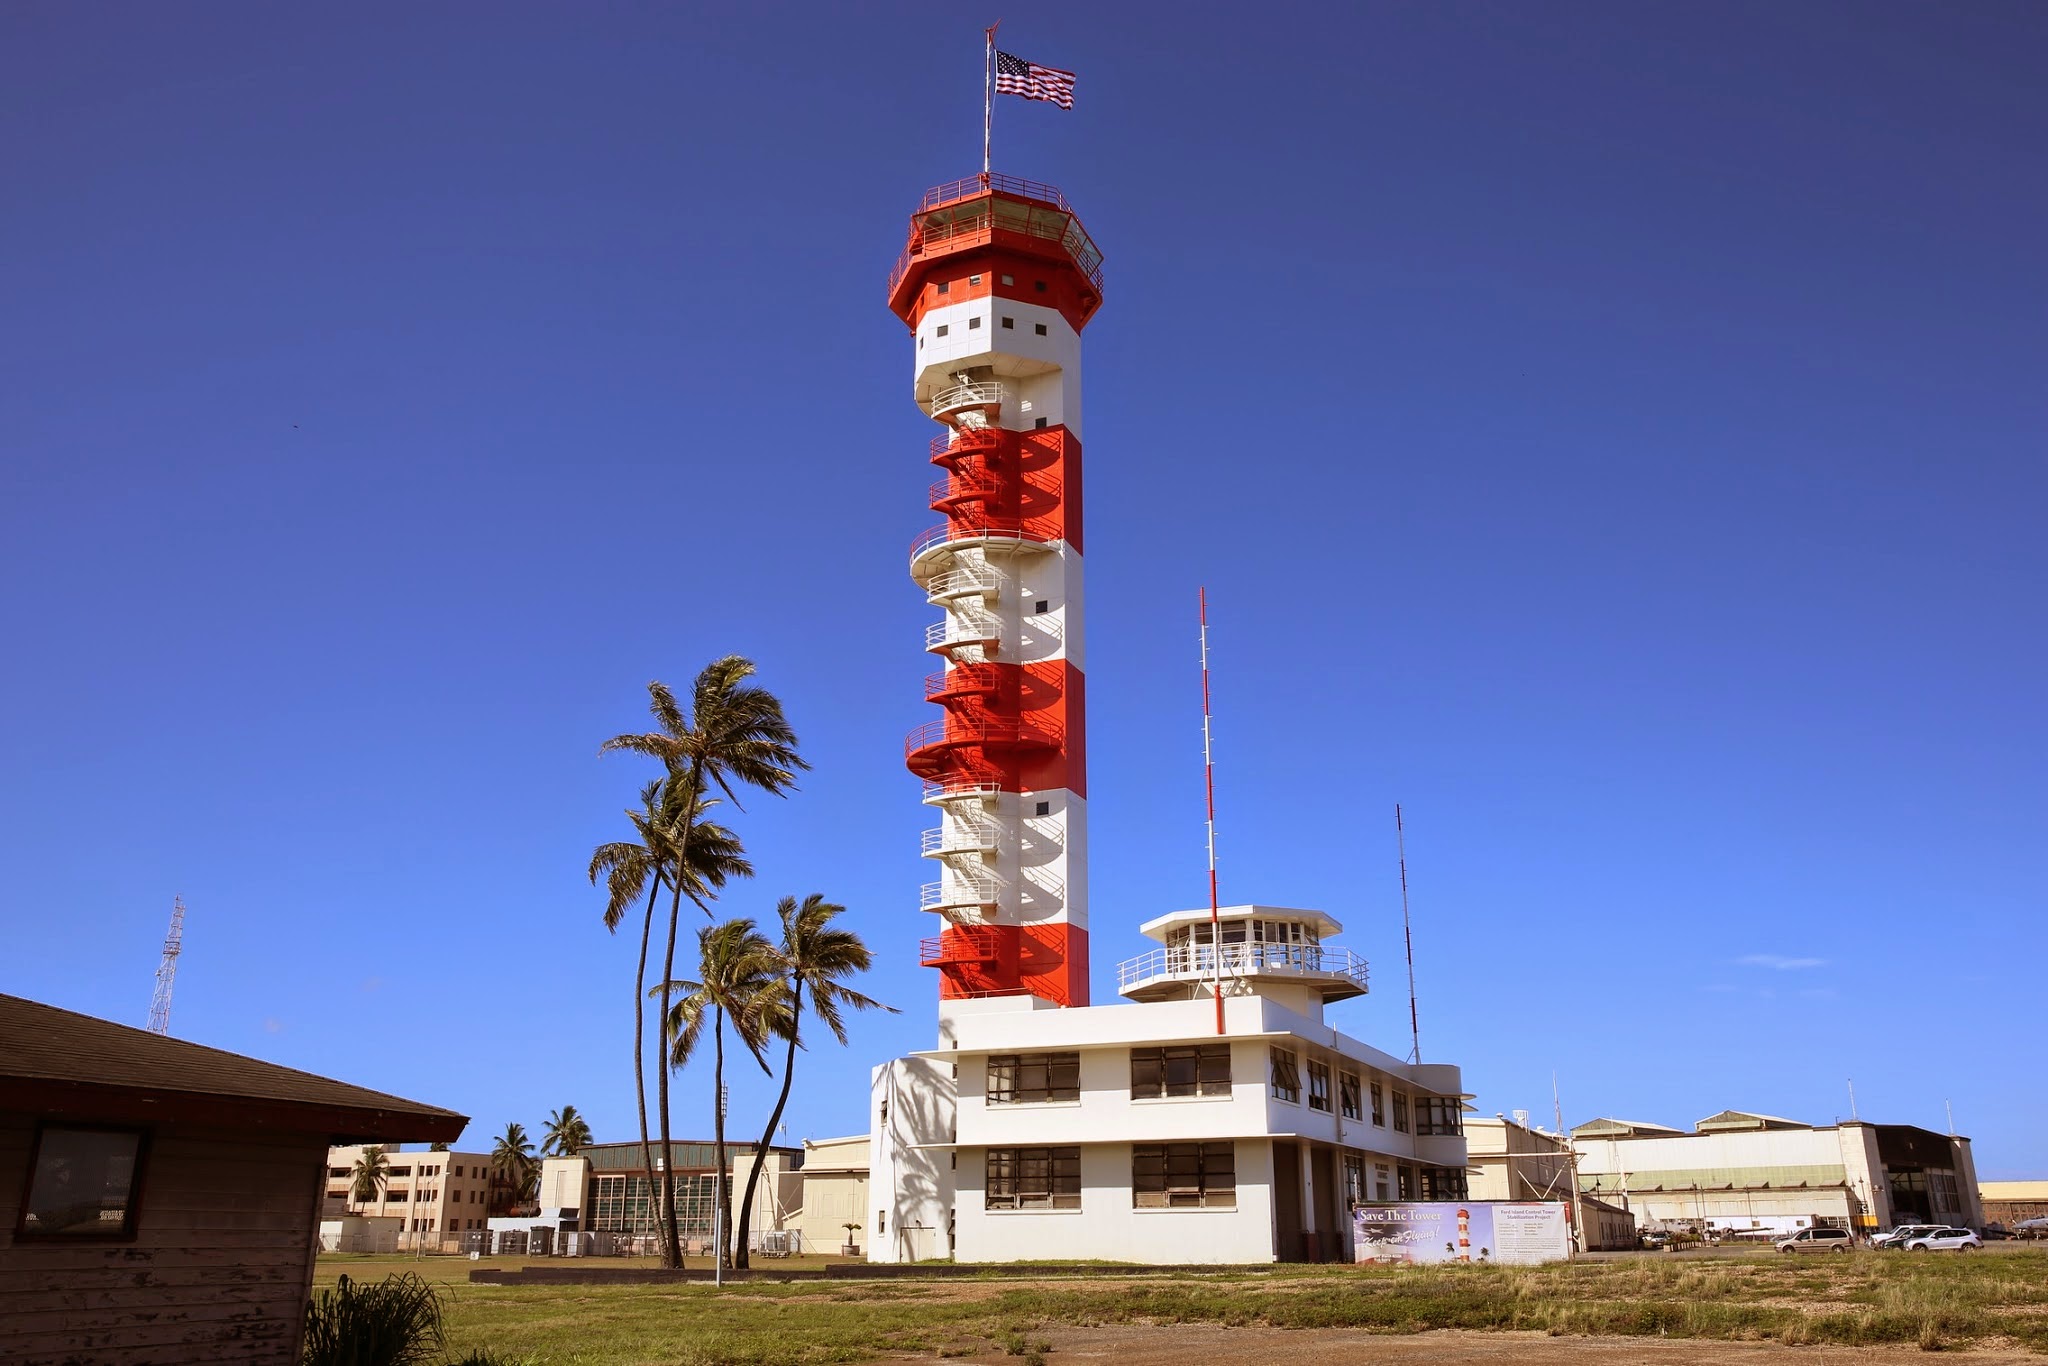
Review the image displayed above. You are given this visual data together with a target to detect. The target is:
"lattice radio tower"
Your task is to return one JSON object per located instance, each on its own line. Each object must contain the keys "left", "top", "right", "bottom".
{"left": 147, "top": 895, "right": 186, "bottom": 1035}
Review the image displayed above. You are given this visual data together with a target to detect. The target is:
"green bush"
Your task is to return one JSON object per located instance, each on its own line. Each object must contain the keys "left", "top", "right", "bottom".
{"left": 303, "top": 1273, "right": 444, "bottom": 1366}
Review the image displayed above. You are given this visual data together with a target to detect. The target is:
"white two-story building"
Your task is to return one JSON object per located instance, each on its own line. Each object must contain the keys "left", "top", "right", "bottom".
{"left": 869, "top": 905, "right": 1469, "bottom": 1264}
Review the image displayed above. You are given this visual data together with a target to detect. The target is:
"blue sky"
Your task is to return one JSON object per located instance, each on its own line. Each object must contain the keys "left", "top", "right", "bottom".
{"left": 2, "top": 3, "right": 2041, "bottom": 1178}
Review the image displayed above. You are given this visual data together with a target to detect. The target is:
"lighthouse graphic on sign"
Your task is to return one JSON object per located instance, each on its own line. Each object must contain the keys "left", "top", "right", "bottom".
{"left": 887, "top": 174, "right": 1105, "bottom": 1008}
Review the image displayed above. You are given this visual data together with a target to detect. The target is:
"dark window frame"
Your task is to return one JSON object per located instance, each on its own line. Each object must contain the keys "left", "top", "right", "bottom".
{"left": 1339, "top": 1072, "right": 1362, "bottom": 1121}
{"left": 1130, "top": 1043, "right": 1232, "bottom": 1100}
{"left": 1307, "top": 1060, "right": 1332, "bottom": 1112}
{"left": 14, "top": 1122, "right": 153, "bottom": 1243}
{"left": 986, "top": 1052, "right": 1081, "bottom": 1104}
{"left": 985, "top": 1146, "right": 1081, "bottom": 1209}
{"left": 1133, "top": 1142, "right": 1237, "bottom": 1208}
{"left": 1270, "top": 1047, "right": 1301, "bottom": 1103}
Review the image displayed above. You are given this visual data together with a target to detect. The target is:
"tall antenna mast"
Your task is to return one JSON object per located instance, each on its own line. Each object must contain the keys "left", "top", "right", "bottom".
{"left": 1199, "top": 588, "right": 1224, "bottom": 1035}
{"left": 1396, "top": 805, "right": 1420, "bottom": 1063}
{"left": 148, "top": 895, "right": 186, "bottom": 1035}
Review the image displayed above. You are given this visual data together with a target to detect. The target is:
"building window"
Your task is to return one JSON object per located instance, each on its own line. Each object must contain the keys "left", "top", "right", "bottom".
{"left": 1269, "top": 1047, "right": 1301, "bottom": 1104}
{"left": 987, "top": 1052, "right": 1080, "bottom": 1104}
{"left": 1398, "top": 1165, "right": 1417, "bottom": 1200}
{"left": 969, "top": 316, "right": 982, "bottom": 329}
{"left": 1339, "top": 1072, "right": 1362, "bottom": 1121}
{"left": 937, "top": 281, "right": 950, "bottom": 295}
{"left": 1393, "top": 1092, "right": 1410, "bottom": 1133}
{"left": 1371, "top": 1081, "right": 1385, "bottom": 1126}
{"left": 1417, "top": 1097, "right": 1463, "bottom": 1136}
{"left": 1001, "top": 316, "right": 1015, "bottom": 329}
{"left": 969, "top": 274, "right": 982, "bottom": 285}
{"left": 936, "top": 324, "right": 949, "bottom": 337}
{"left": 1034, "top": 280, "right": 1047, "bottom": 292}
{"left": 1133, "top": 1143, "right": 1236, "bottom": 1208}
{"left": 329, "top": 1166, "right": 350, "bottom": 1179}
{"left": 17, "top": 1126, "right": 149, "bottom": 1240}
{"left": 1343, "top": 1154, "right": 1365, "bottom": 1208}
{"left": 1035, "top": 418, "right": 1048, "bottom": 429}
{"left": 1034, "top": 800, "right": 1050, "bottom": 816}
{"left": 986, "top": 1146, "right": 1081, "bottom": 1209}
{"left": 1374, "top": 1163, "right": 1392, "bottom": 1201}
{"left": 1001, "top": 274, "right": 1014, "bottom": 285}
{"left": 1307, "top": 1061, "right": 1332, "bottom": 1112}
{"left": 878, "top": 1210, "right": 886, "bottom": 1234}
{"left": 1035, "top": 600, "right": 1049, "bottom": 614}
{"left": 1420, "top": 1166, "right": 1469, "bottom": 1200}
{"left": 1034, "top": 323, "right": 1048, "bottom": 335}
{"left": 1130, "top": 1043, "right": 1231, "bottom": 1099}
{"left": 390, "top": 1167, "right": 412, "bottom": 1178}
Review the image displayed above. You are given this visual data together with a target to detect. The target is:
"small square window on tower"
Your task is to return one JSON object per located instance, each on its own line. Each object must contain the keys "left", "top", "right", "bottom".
{"left": 1034, "top": 323, "right": 1048, "bottom": 335}
{"left": 1034, "top": 280, "right": 1047, "bottom": 292}
{"left": 1000, "top": 274, "right": 1014, "bottom": 286}
{"left": 1035, "top": 801, "right": 1051, "bottom": 817}
{"left": 936, "top": 324, "right": 949, "bottom": 337}
{"left": 1001, "top": 316, "right": 1014, "bottom": 329}
{"left": 936, "top": 281, "right": 950, "bottom": 295}
{"left": 1035, "top": 600, "right": 1049, "bottom": 614}
{"left": 1035, "top": 417, "right": 1048, "bottom": 429}
{"left": 969, "top": 316, "right": 981, "bottom": 329}
{"left": 969, "top": 274, "right": 982, "bottom": 285}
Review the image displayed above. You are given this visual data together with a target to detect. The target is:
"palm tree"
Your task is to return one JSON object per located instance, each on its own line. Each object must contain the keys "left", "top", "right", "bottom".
{"left": 603, "top": 660, "right": 806, "bottom": 1267}
{"left": 661, "top": 917, "right": 782, "bottom": 1270}
{"left": 428, "top": 1141, "right": 449, "bottom": 1152}
{"left": 542, "top": 1105, "right": 594, "bottom": 1157}
{"left": 733, "top": 896, "right": 894, "bottom": 1268}
{"left": 490, "top": 1122, "right": 537, "bottom": 1212}
{"left": 589, "top": 777, "right": 752, "bottom": 1257}
{"left": 349, "top": 1146, "right": 390, "bottom": 1206}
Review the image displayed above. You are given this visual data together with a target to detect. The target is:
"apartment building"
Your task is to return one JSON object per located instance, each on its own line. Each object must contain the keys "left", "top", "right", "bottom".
{"left": 324, "top": 1143, "right": 496, "bottom": 1240}
{"left": 873, "top": 905, "right": 1469, "bottom": 1264}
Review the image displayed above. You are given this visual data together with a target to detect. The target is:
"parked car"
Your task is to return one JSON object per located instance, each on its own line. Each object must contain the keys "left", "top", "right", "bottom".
{"left": 1775, "top": 1226, "right": 1855, "bottom": 1254}
{"left": 1902, "top": 1228, "right": 1982, "bottom": 1252}
{"left": 1873, "top": 1223, "right": 1943, "bottom": 1249}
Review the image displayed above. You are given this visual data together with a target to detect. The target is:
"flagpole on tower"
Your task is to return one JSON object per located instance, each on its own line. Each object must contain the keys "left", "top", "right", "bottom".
{"left": 983, "top": 22, "right": 999, "bottom": 182}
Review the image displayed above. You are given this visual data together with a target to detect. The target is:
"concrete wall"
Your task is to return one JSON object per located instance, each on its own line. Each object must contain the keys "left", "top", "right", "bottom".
{"left": 2, "top": 1114, "right": 327, "bottom": 1366}
{"left": 870, "top": 1057, "right": 956, "bottom": 1263}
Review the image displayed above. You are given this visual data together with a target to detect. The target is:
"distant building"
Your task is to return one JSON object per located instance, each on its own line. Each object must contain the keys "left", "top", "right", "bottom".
{"left": 323, "top": 1143, "right": 497, "bottom": 1247}
{"left": 1572, "top": 1110, "right": 1981, "bottom": 1233}
{"left": 553, "top": 1140, "right": 804, "bottom": 1253}
{"left": 1, "top": 993, "right": 463, "bottom": 1366}
{"left": 1466, "top": 1113, "right": 1635, "bottom": 1251}
{"left": 1979, "top": 1180, "right": 2048, "bottom": 1229}
{"left": 793, "top": 1134, "right": 870, "bottom": 1255}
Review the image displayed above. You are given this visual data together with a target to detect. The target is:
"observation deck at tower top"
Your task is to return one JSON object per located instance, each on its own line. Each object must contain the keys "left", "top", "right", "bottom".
{"left": 886, "top": 172, "right": 1104, "bottom": 322}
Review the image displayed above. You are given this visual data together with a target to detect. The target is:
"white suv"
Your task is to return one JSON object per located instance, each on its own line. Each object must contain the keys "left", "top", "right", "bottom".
{"left": 1775, "top": 1226, "right": 1855, "bottom": 1254}
{"left": 1903, "top": 1227, "right": 1982, "bottom": 1252}
{"left": 1874, "top": 1223, "right": 1943, "bottom": 1249}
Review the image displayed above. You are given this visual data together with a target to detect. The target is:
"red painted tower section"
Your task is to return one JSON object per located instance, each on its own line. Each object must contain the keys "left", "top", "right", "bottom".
{"left": 889, "top": 175, "right": 1104, "bottom": 1008}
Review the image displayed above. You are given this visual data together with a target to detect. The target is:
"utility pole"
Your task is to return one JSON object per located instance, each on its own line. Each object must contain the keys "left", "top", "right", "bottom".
{"left": 1396, "top": 807, "right": 1419, "bottom": 1064}
{"left": 147, "top": 896, "right": 186, "bottom": 1035}
{"left": 1553, "top": 1072, "right": 1586, "bottom": 1257}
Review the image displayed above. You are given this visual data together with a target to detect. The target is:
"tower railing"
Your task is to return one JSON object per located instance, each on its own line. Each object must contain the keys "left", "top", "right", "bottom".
{"left": 928, "top": 381, "right": 1006, "bottom": 423}
{"left": 921, "top": 776, "right": 1004, "bottom": 804}
{"left": 919, "top": 926, "right": 1005, "bottom": 968}
{"left": 925, "top": 663, "right": 1001, "bottom": 703}
{"left": 918, "top": 173, "right": 1076, "bottom": 214}
{"left": 904, "top": 714, "right": 1065, "bottom": 763}
{"left": 922, "top": 818, "right": 999, "bottom": 857}
{"left": 924, "top": 562, "right": 1001, "bottom": 603}
{"left": 925, "top": 612, "right": 1000, "bottom": 654}
{"left": 910, "top": 521, "right": 1058, "bottom": 564}
{"left": 1114, "top": 943, "right": 1370, "bottom": 996}
{"left": 921, "top": 871, "right": 1000, "bottom": 914}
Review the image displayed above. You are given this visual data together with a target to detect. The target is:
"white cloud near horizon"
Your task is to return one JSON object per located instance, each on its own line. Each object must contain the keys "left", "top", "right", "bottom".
{"left": 1736, "top": 953, "right": 1828, "bottom": 971}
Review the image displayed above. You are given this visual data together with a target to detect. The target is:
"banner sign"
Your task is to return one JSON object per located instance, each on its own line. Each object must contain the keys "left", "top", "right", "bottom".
{"left": 1353, "top": 1201, "right": 1571, "bottom": 1265}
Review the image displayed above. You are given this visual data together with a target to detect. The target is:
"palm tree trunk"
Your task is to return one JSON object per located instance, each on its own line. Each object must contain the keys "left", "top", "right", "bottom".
{"left": 655, "top": 756, "right": 707, "bottom": 1269}
{"left": 733, "top": 978, "right": 802, "bottom": 1270}
{"left": 631, "top": 876, "right": 662, "bottom": 1255}
{"left": 713, "top": 1002, "right": 731, "bottom": 1270}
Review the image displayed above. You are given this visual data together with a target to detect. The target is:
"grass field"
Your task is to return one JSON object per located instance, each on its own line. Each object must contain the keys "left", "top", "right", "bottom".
{"left": 312, "top": 1248, "right": 2048, "bottom": 1364}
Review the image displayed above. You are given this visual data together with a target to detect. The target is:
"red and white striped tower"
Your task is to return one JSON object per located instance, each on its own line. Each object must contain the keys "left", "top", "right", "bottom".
{"left": 890, "top": 174, "right": 1105, "bottom": 1008}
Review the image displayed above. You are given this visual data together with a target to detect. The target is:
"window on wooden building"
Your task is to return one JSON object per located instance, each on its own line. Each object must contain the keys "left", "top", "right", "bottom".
{"left": 16, "top": 1125, "right": 148, "bottom": 1240}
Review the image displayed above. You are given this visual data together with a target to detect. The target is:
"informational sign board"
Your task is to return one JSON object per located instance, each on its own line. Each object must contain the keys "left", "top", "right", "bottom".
{"left": 1353, "top": 1201, "right": 1572, "bottom": 1265}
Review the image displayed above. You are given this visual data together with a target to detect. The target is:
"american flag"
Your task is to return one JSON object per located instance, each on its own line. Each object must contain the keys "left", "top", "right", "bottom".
{"left": 995, "top": 51, "right": 1076, "bottom": 110}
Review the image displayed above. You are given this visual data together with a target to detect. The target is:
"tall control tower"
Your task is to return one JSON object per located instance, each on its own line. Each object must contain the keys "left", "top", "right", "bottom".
{"left": 888, "top": 173, "right": 1105, "bottom": 1008}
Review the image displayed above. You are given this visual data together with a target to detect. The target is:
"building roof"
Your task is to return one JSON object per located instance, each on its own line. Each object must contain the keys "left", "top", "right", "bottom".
{"left": 1137, "top": 904, "right": 1344, "bottom": 942}
{"left": 1572, "top": 1117, "right": 1688, "bottom": 1139}
{"left": 1695, "top": 1109, "right": 1811, "bottom": 1132}
{"left": 0, "top": 993, "right": 466, "bottom": 1143}
{"left": 1982, "top": 1180, "right": 2048, "bottom": 1200}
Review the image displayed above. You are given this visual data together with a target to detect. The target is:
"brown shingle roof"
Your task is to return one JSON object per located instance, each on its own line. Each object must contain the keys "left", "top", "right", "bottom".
{"left": 0, "top": 994, "right": 466, "bottom": 1143}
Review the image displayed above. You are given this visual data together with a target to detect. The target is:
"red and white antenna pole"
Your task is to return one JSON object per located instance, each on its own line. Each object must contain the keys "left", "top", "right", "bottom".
{"left": 1200, "top": 588, "right": 1223, "bottom": 1034}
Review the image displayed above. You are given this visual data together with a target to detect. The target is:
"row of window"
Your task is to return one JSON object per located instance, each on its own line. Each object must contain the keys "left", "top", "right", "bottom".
{"left": 325, "top": 1161, "right": 473, "bottom": 1180}
{"left": 986, "top": 1144, "right": 1235, "bottom": 1210}
{"left": 934, "top": 272, "right": 1051, "bottom": 296}
{"left": 985, "top": 1145, "right": 1466, "bottom": 1211}
{"left": 980, "top": 1048, "right": 1462, "bottom": 1135}
{"left": 930, "top": 318, "right": 1052, "bottom": 339}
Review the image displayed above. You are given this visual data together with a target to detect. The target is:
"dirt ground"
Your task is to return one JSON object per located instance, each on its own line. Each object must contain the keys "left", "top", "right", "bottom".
{"left": 909, "top": 1325, "right": 2045, "bottom": 1364}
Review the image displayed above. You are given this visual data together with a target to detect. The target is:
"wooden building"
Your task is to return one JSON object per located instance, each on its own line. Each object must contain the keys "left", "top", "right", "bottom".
{"left": 1, "top": 993, "right": 465, "bottom": 1365}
